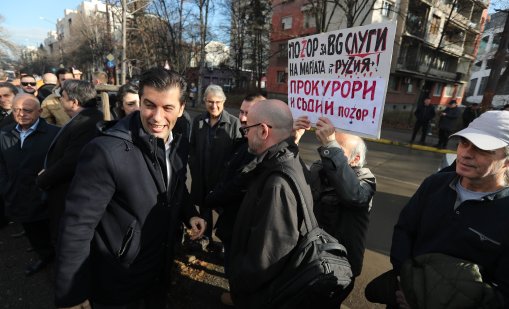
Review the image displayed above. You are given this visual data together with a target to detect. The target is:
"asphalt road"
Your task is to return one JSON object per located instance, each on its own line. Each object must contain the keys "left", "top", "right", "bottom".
{"left": 0, "top": 107, "right": 445, "bottom": 308}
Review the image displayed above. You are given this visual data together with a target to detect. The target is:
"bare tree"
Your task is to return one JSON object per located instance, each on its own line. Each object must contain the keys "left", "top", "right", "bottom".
{"left": 0, "top": 15, "right": 18, "bottom": 67}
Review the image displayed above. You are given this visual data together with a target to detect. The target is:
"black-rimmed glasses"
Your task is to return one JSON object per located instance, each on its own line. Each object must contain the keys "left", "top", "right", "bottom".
{"left": 21, "top": 82, "right": 37, "bottom": 86}
{"left": 239, "top": 123, "right": 272, "bottom": 136}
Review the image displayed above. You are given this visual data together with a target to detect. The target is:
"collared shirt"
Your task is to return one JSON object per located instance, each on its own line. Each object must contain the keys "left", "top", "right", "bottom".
{"left": 165, "top": 132, "right": 174, "bottom": 186}
{"left": 15, "top": 118, "right": 40, "bottom": 147}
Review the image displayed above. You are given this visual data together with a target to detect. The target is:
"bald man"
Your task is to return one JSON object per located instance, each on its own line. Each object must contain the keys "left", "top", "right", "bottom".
{"left": 229, "top": 100, "right": 320, "bottom": 307}
{"left": 295, "top": 115, "right": 376, "bottom": 304}
{"left": 37, "top": 72, "right": 58, "bottom": 102}
{"left": 0, "top": 94, "right": 59, "bottom": 275}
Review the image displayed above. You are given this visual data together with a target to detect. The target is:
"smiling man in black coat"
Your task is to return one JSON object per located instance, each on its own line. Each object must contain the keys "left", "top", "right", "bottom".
{"left": 54, "top": 68, "right": 206, "bottom": 309}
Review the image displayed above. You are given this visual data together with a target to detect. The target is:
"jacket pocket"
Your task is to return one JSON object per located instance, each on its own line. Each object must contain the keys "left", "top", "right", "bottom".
{"left": 116, "top": 220, "right": 141, "bottom": 266}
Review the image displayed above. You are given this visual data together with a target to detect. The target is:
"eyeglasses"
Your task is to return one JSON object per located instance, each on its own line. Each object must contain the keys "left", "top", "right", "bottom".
{"left": 12, "top": 108, "right": 35, "bottom": 114}
{"left": 21, "top": 82, "right": 37, "bottom": 87}
{"left": 206, "top": 100, "right": 224, "bottom": 105}
{"left": 239, "top": 123, "right": 272, "bottom": 136}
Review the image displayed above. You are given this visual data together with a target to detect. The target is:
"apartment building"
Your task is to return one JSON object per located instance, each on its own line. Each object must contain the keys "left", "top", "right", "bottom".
{"left": 465, "top": 11, "right": 509, "bottom": 107}
{"left": 267, "top": 0, "right": 488, "bottom": 110}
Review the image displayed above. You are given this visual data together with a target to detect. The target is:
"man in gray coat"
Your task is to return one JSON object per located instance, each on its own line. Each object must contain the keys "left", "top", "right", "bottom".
{"left": 294, "top": 115, "right": 376, "bottom": 304}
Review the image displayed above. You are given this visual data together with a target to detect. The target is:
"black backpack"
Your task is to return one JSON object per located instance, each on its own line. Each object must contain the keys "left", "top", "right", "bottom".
{"left": 263, "top": 169, "right": 353, "bottom": 309}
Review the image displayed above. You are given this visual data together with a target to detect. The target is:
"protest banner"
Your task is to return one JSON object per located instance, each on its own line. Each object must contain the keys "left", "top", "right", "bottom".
{"left": 288, "top": 22, "right": 397, "bottom": 138}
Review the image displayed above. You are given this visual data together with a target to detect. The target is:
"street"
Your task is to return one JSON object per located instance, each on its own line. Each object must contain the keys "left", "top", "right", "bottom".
{"left": 0, "top": 107, "right": 446, "bottom": 308}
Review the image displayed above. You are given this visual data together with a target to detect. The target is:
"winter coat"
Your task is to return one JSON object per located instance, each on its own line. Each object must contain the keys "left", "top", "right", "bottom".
{"left": 189, "top": 110, "right": 242, "bottom": 206}
{"left": 0, "top": 119, "right": 59, "bottom": 222}
{"left": 438, "top": 106, "right": 461, "bottom": 131}
{"left": 391, "top": 172, "right": 508, "bottom": 307}
{"left": 400, "top": 253, "right": 503, "bottom": 309}
{"left": 229, "top": 138, "right": 313, "bottom": 308}
{"left": 55, "top": 112, "right": 199, "bottom": 307}
{"left": 414, "top": 104, "right": 436, "bottom": 123}
{"left": 309, "top": 141, "right": 376, "bottom": 276}
{"left": 40, "top": 93, "right": 71, "bottom": 126}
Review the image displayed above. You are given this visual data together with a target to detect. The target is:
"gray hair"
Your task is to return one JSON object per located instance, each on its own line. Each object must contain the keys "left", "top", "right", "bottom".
{"left": 203, "top": 84, "right": 226, "bottom": 102}
{"left": 61, "top": 80, "right": 97, "bottom": 108}
{"left": 348, "top": 136, "right": 367, "bottom": 168}
{"left": 505, "top": 146, "right": 509, "bottom": 185}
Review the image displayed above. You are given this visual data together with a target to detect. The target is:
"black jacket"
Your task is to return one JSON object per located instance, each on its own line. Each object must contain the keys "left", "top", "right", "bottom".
{"left": 414, "top": 104, "right": 436, "bottom": 123}
{"left": 229, "top": 138, "right": 313, "bottom": 308}
{"left": 55, "top": 112, "right": 199, "bottom": 307}
{"left": 438, "top": 106, "right": 461, "bottom": 131}
{"left": 37, "top": 108, "right": 103, "bottom": 225}
{"left": 0, "top": 119, "right": 59, "bottom": 222}
{"left": 189, "top": 110, "right": 242, "bottom": 206}
{"left": 309, "top": 141, "right": 376, "bottom": 276}
{"left": 204, "top": 139, "right": 255, "bottom": 243}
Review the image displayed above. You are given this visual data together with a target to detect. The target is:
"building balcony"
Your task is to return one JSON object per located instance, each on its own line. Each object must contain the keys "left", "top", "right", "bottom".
{"left": 396, "top": 62, "right": 458, "bottom": 81}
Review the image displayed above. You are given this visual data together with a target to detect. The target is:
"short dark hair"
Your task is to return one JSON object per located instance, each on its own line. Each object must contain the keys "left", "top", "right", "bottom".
{"left": 138, "top": 67, "right": 187, "bottom": 105}
{"left": 244, "top": 93, "right": 266, "bottom": 102}
{"left": 20, "top": 74, "right": 36, "bottom": 81}
{"left": 56, "top": 68, "right": 72, "bottom": 77}
{"left": 0, "top": 82, "right": 19, "bottom": 95}
{"left": 61, "top": 80, "right": 97, "bottom": 108}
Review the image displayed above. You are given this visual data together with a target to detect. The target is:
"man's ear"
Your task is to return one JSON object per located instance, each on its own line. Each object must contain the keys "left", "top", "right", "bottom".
{"left": 350, "top": 154, "right": 361, "bottom": 167}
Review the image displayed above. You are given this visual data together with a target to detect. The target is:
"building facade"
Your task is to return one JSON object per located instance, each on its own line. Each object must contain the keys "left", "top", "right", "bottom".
{"left": 266, "top": 0, "right": 488, "bottom": 111}
{"left": 465, "top": 11, "right": 509, "bottom": 107}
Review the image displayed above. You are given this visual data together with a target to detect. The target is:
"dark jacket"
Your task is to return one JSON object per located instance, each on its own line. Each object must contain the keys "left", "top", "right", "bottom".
{"left": 204, "top": 139, "right": 255, "bottom": 243}
{"left": 462, "top": 106, "right": 480, "bottom": 128}
{"left": 229, "top": 138, "right": 313, "bottom": 308}
{"left": 55, "top": 112, "right": 199, "bottom": 307}
{"left": 189, "top": 109, "right": 242, "bottom": 206}
{"left": 401, "top": 253, "right": 504, "bottom": 309}
{"left": 438, "top": 106, "right": 461, "bottom": 131}
{"left": 0, "top": 119, "right": 59, "bottom": 222}
{"left": 0, "top": 112, "right": 15, "bottom": 129}
{"left": 391, "top": 172, "right": 508, "bottom": 306}
{"left": 37, "top": 108, "right": 103, "bottom": 226}
{"left": 414, "top": 103, "right": 436, "bottom": 123}
{"left": 37, "top": 83, "right": 56, "bottom": 102}
{"left": 309, "top": 142, "right": 376, "bottom": 276}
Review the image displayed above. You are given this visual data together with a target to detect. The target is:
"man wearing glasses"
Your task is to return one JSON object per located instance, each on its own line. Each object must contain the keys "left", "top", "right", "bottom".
{"left": 20, "top": 75, "right": 38, "bottom": 96}
{"left": 228, "top": 99, "right": 314, "bottom": 308}
{"left": 0, "top": 94, "right": 59, "bottom": 275}
{"left": 189, "top": 84, "right": 242, "bottom": 252}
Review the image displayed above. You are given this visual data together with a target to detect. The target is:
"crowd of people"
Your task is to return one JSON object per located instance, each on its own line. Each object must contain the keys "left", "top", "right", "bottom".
{"left": 0, "top": 66, "right": 507, "bottom": 309}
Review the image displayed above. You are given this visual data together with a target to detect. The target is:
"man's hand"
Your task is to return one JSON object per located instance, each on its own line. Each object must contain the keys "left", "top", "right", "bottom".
{"left": 189, "top": 216, "right": 207, "bottom": 240}
{"left": 59, "top": 299, "right": 91, "bottom": 309}
{"left": 292, "top": 116, "right": 311, "bottom": 145}
{"left": 315, "top": 117, "right": 336, "bottom": 146}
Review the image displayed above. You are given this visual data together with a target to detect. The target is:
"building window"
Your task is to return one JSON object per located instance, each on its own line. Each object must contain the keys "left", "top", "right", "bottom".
{"left": 485, "top": 59, "right": 494, "bottom": 70}
{"left": 406, "top": 83, "right": 413, "bottom": 93}
{"left": 430, "top": 15, "right": 440, "bottom": 35}
{"left": 277, "top": 71, "right": 287, "bottom": 84}
{"left": 479, "top": 36, "right": 489, "bottom": 53}
{"left": 466, "top": 78, "right": 477, "bottom": 96}
{"left": 279, "top": 43, "right": 288, "bottom": 58}
{"left": 477, "top": 77, "right": 488, "bottom": 96}
{"left": 444, "top": 84, "right": 454, "bottom": 97}
{"left": 281, "top": 16, "right": 293, "bottom": 30}
{"left": 388, "top": 76, "right": 400, "bottom": 91}
{"left": 304, "top": 12, "right": 316, "bottom": 28}
{"left": 434, "top": 83, "right": 444, "bottom": 96}
{"left": 381, "top": 1, "right": 394, "bottom": 18}
{"left": 491, "top": 33, "right": 502, "bottom": 51}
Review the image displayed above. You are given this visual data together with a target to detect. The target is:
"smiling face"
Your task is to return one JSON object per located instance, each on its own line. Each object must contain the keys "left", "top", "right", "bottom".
{"left": 0, "top": 86, "right": 15, "bottom": 111}
{"left": 456, "top": 137, "right": 509, "bottom": 190}
{"left": 139, "top": 86, "right": 184, "bottom": 142}
{"left": 205, "top": 93, "right": 224, "bottom": 119}
{"left": 122, "top": 92, "right": 140, "bottom": 115}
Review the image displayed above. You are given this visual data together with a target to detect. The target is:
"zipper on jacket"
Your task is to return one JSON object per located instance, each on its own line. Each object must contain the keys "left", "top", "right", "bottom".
{"left": 117, "top": 225, "right": 135, "bottom": 258}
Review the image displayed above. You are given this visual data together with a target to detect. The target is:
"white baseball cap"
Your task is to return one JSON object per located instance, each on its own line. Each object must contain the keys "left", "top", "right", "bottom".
{"left": 451, "top": 111, "right": 509, "bottom": 150}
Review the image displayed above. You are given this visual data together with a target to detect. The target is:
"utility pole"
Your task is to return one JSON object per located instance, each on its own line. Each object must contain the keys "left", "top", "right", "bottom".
{"left": 121, "top": 0, "right": 127, "bottom": 85}
{"left": 480, "top": 10, "right": 509, "bottom": 112}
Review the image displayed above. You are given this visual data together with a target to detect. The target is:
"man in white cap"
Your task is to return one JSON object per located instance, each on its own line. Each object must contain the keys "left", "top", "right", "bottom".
{"left": 366, "top": 111, "right": 509, "bottom": 307}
